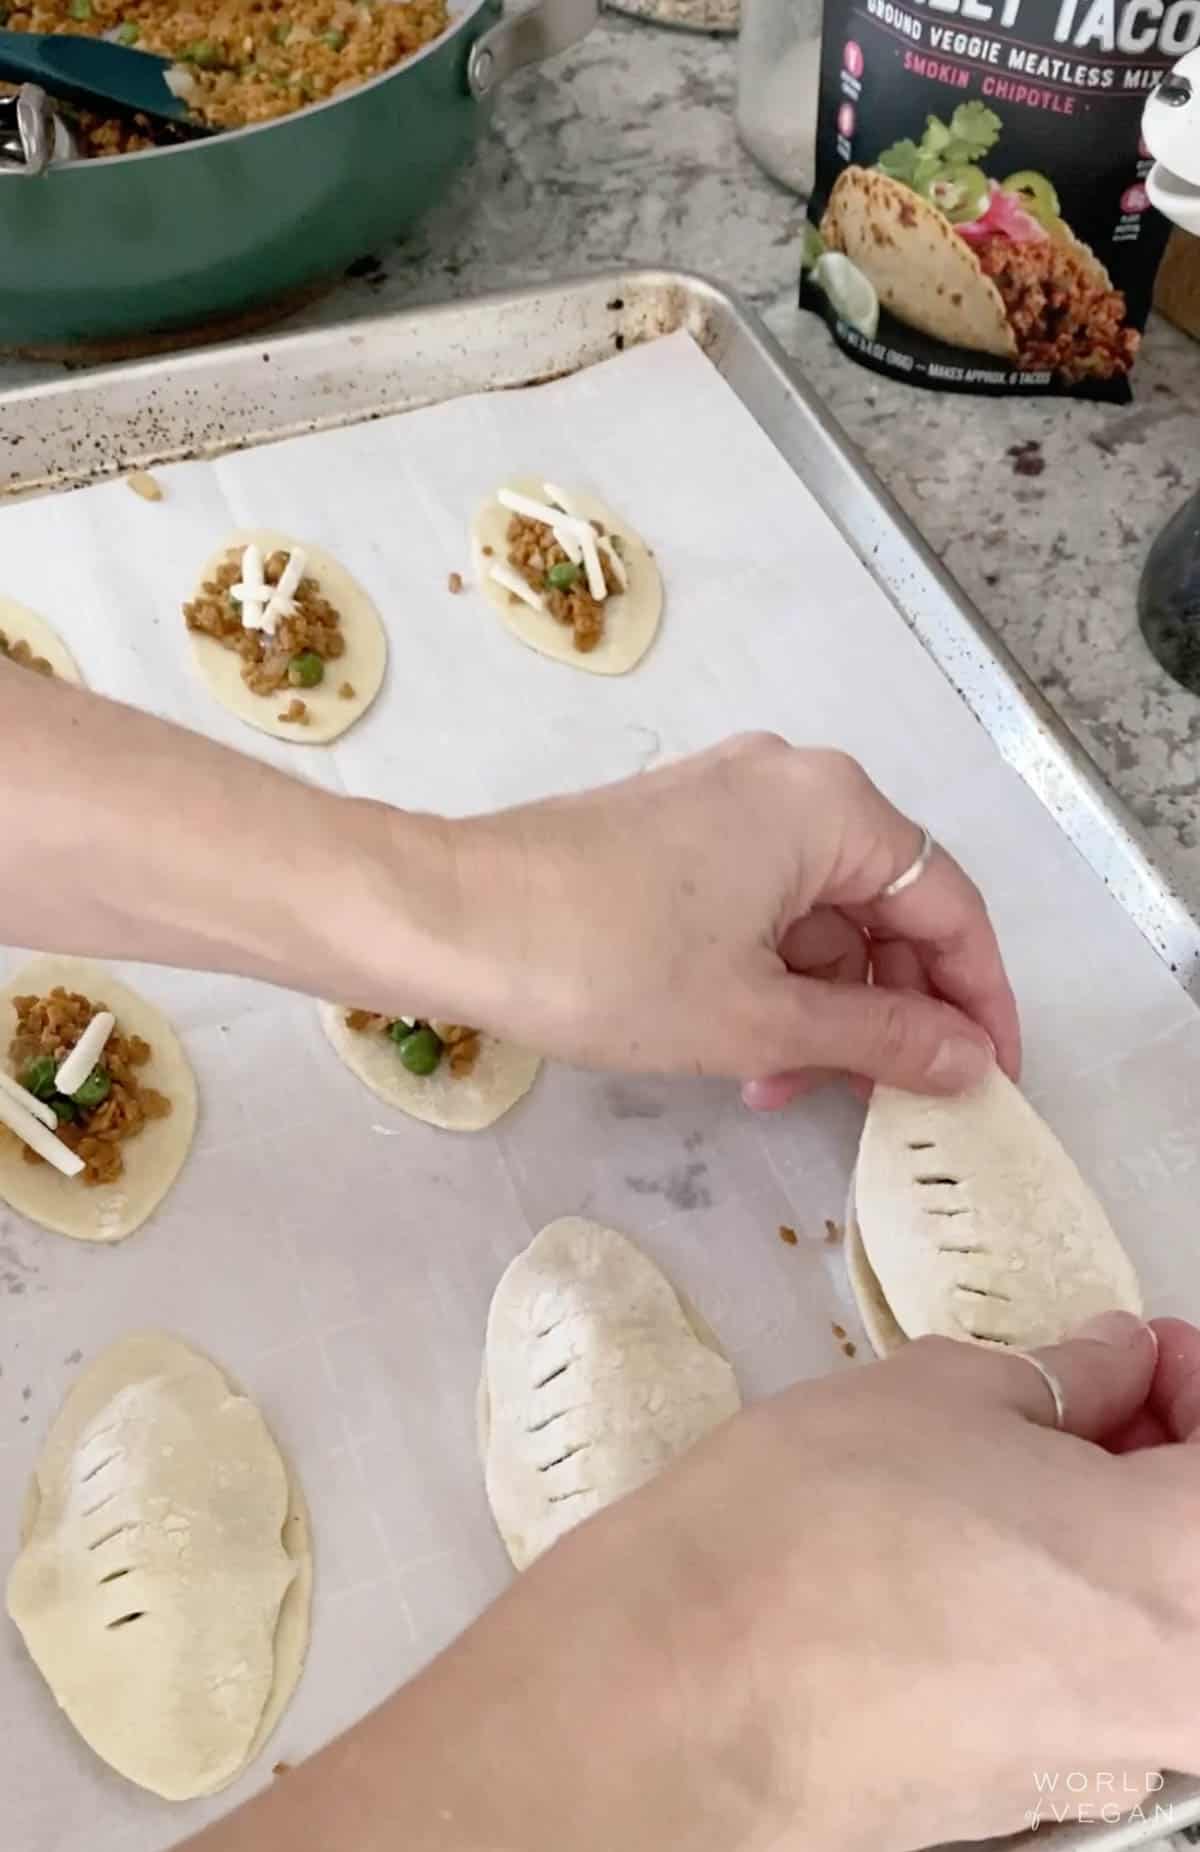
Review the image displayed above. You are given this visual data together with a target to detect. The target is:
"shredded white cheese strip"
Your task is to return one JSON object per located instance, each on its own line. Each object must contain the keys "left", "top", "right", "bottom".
{"left": 498, "top": 485, "right": 614, "bottom": 601}
{"left": 577, "top": 525, "right": 607, "bottom": 602}
{"left": 596, "top": 532, "right": 628, "bottom": 590}
{"left": 498, "top": 489, "right": 573, "bottom": 529}
{"left": 552, "top": 524, "right": 584, "bottom": 565}
{"left": 231, "top": 544, "right": 267, "bottom": 632}
{"left": 55, "top": 1011, "right": 115, "bottom": 1098}
{"left": 0, "top": 1068, "right": 57, "bottom": 1131}
{"left": 488, "top": 562, "right": 546, "bottom": 612}
{"left": 0, "top": 1088, "right": 84, "bottom": 1177}
{"left": 262, "top": 548, "right": 308, "bottom": 631}
{"left": 542, "top": 486, "right": 585, "bottom": 560}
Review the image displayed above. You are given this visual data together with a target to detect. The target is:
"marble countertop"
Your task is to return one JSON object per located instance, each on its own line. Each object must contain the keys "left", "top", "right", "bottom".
{"left": 7, "top": 16, "right": 1200, "bottom": 907}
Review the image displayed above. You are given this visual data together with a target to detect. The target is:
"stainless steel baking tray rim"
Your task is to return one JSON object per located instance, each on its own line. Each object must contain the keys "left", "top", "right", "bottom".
{"left": 2, "top": 267, "right": 1198, "bottom": 1852}
{"left": 2, "top": 264, "right": 1197, "bottom": 1018}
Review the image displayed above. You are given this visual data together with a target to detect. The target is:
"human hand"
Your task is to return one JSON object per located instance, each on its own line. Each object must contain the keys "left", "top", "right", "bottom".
{"left": 498, "top": 1309, "right": 1200, "bottom": 1852}
{"left": 431, "top": 733, "right": 1019, "bottom": 1095}
{"left": 192, "top": 1313, "right": 1200, "bottom": 1852}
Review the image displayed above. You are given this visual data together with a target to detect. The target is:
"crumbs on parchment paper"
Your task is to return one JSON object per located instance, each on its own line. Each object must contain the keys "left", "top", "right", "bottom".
{"left": 448, "top": 571, "right": 464, "bottom": 594}
{"left": 824, "top": 1219, "right": 842, "bottom": 1245}
{"left": 778, "top": 1223, "right": 798, "bottom": 1246}
{"left": 125, "top": 471, "right": 164, "bottom": 502}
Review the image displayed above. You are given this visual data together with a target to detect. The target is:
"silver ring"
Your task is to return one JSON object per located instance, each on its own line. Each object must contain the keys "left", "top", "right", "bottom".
{"left": 877, "top": 827, "right": 934, "bottom": 901}
{"left": 1010, "top": 1351, "right": 1066, "bottom": 1430}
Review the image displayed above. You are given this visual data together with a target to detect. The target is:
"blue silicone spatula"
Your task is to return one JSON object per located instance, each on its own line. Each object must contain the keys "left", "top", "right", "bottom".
{"left": 0, "top": 30, "right": 211, "bottom": 131}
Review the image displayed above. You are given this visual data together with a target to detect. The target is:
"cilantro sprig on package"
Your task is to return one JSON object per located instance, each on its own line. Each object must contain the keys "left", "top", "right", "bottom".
{"left": 877, "top": 102, "right": 1002, "bottom": 192}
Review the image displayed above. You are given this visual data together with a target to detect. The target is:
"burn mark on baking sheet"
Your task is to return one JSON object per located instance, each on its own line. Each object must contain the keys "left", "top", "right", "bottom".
{"left": 625, "top": 1160, "right": 711, "bottom": 1211}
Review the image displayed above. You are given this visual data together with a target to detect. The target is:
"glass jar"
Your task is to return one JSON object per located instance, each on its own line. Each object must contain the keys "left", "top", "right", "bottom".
{"left": 736, "top": 0, "right": 822, "bottom": 196}
{"left": 604, "top": 0, "right": 740, "bottom": 31}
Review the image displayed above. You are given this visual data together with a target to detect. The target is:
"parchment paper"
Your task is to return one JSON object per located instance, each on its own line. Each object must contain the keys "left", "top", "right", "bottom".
{"left": 1, "top": 330, "right": 1198, "bottom": 1852}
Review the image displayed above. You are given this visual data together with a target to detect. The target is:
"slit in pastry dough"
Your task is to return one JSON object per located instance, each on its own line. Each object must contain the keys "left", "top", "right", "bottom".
{"left": 845, "top": 1066, "right": 1141, "bottom": 1356}
{"left": 479, "top": 1217, "right": 741, "bottom": 1570}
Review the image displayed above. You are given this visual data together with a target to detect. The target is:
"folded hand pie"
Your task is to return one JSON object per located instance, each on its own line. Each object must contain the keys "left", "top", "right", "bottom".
{"left": 846, "top": 1067, "right": 1142, "bottom": 1355}
{"left": 480, "top": 1218, "right": 740, "bottom": 1569}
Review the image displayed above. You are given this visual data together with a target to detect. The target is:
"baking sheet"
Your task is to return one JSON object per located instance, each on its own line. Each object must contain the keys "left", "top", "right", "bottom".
{"left": 2, "top": 327, "right": 1200, "bottom": 1852}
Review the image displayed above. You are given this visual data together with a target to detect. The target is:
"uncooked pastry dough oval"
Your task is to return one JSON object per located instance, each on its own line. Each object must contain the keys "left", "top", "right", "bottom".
{"left": 0, "top": 956, "right": 197, "bottom": 1243}
{"left": 469, "top": 481, "right": 662, "bottom": 676}
{"left": 479, "top": 1217, "right": 741, "bottom": 1569}
{"left": 186, "top": 530, "right": 387, "bottom": 744}
{"left": 0, "top": 595, "right": 82, "bottom": 684}
{"left": 6, "top": 1332, "right": 312, "bottom": 1801}
{"left": 850, "top": 1067, "right": 1142, "bottom": 1354}
{"left": 319, "top": 1002, "right": 541, "bottom": 1132}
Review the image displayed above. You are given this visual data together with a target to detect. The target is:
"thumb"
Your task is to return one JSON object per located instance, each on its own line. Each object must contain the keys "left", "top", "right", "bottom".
{"left": 758, "top": 976, "right": 994, "bottom": 1095}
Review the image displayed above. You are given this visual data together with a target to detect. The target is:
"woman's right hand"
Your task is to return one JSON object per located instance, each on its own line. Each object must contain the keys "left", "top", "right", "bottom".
{"left": 186, "top": 1313, "right": 1200, "bottom": 1852}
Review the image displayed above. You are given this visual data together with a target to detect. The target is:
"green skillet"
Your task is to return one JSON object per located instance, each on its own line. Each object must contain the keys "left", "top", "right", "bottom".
{"left": 0, "top": 0, "right": 595, "bottom": 352}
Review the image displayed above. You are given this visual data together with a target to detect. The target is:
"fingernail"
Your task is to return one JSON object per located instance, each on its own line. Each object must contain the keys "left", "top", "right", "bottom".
{"left": 1073, "top": 1310, "right": 1149, "bottom": 1350}
{"left": 925, "top": 1035, "right": 994, "bottom": 1091}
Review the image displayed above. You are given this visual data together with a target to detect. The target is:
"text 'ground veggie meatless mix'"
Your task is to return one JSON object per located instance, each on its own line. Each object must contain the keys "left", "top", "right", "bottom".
{"left": 800, "top": 0, "right": 1200, "bottom": 399}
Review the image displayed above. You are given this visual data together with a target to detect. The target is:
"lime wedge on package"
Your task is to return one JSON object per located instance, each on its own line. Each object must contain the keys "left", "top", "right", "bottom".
{"left": 813, "top": 253, "right": 879, "bottom": 339}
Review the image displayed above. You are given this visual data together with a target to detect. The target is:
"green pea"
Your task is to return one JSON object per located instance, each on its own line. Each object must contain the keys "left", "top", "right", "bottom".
{"left": 386, "top": 1019, "right": 416, "bottom": 1044}
{"left": 287, "top": 650, "right": 325, "bottom": 689}
{"left": 73, "top": 1066, "right": 111, "bottom": 1108}
{"left": 69, "top": 0, "right": 91, "bottom": 17}
{"left": 114, "top": 20, "right": 139, "bottom": 43}
{"left": 397, "top": 1027, "right": 443, "bottom": 1076}
{"left": 20, "top": 1055, "right": 58, "bottom": 1100}
{"left": 49, "top": 1096, "right": 78, "bottom": 1124}
{"left": 322, "top": 29, "right": 346, "bottom": 49}
{"left": 183, "top": 39, "right": 221, "bottom": 68}
{"left": 546, "top": 561, "right": 580, "bottom": 590}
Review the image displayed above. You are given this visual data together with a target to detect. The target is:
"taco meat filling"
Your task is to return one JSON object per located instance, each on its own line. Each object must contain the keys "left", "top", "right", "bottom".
{"left": 0, "top": 630, "right": 54, "bottom": 677}
{"left": 1, "top": 2, "right": 450, "bottom": 153}
{"left": 344, "top": 1011, "right": 481, "bottom": 1080}
{"left": 972, "top": 233, "right": 1139, "bottom": 383}
{"left": 184, "top": 547, "right": 345, "bottom": 712}
{"left": 504, "top": 515, "right": 623, "bottom": 655}
{"left": 7, "top": 988, "right": 171, "bottom": 1185}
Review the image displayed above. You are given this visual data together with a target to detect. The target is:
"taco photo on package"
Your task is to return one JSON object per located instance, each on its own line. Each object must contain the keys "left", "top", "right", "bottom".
{"left": 819, "top": 106, "right": 1137, "bottom": 383}
{"left": 801, "top": 1, "right": 1199, "bottom": 402}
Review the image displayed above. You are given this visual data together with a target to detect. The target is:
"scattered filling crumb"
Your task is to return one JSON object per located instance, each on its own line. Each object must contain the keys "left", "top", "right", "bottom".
{"left": 841, "top": 1340, "right": 857, "bottom": 1359}
{"left": 277, "top": 698, "right": 309, "bottom": 726}
{"left": 504, "top": 513, "right": 623, "bottom": 654}
{"left": 0, "top": 630, "right": 53, "bottom": 677}
{"left": 778, "top": 1223, "right": 798, "bottom": 1246}
{"left": 831, "top": 1322, "right": 847, "bottom": 1340}
{"left": 824, "top": 1219, "right": 842, "bottom": 1245}
{"left": 344, "top": 1010, "right": 481, "bottom": 1081}
{"left": 447, "top": 571, "right": 464, "bottom": 595}
{"left": 184, "top": 546, "right": 346, "bottom": 699}
{"left": 6, "top": 988, "right": 170, "bottom": 1186}
{"left": 338, "top": 681, "right": 356, "bottom": 700}
{"left": 125, "top": 471, "right": 164, "bottom": 502}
